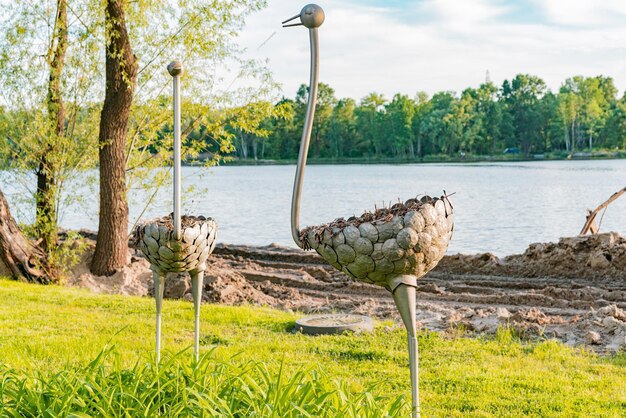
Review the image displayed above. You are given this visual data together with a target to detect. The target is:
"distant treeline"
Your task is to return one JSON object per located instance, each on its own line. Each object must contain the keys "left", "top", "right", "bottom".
{"left": 234, "top": 74, "right": 626, "bottom": 161}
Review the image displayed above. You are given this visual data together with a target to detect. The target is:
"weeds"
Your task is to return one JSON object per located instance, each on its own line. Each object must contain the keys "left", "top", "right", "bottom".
{"left": 0, "top": 346, "right": 408, "bottom": 417}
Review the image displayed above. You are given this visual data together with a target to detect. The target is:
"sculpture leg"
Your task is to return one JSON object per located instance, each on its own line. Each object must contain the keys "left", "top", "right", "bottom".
{"left": 390, "top": 276, "right": 420, "bottom": 418}
{"left": 190, "top": 270, "right": 204, "bottom": 362}
{"left": 153, "top": 270, "right": 165, "bottom": 363}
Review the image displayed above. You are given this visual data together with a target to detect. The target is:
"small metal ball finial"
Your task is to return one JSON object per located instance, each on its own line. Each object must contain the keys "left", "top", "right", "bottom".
{"left": 300, "top": 4, "right": 324, "bottom": 28}
{"left": 167, "top": 59, "right": 183, "bottom": 77}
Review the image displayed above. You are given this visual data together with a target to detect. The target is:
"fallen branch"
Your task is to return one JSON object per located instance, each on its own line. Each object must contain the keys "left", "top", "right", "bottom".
{"left": 580, "top": 187, "right": 626, "bottom": 235}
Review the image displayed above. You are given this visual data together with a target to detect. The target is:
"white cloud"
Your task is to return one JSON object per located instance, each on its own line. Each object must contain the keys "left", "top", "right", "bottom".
{"left": 532, "top": 0, "right": 626, "bottom": 26}
{"left": 236, "top": 0, "right": 626, "bottom": 101}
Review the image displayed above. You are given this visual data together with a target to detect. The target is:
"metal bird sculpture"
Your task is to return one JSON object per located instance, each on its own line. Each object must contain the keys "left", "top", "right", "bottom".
{"left": 135, "top": 60, "right": 218, "bottom": 363}
{"left": 283, "top": 5, "right": 454, "bottom": 417}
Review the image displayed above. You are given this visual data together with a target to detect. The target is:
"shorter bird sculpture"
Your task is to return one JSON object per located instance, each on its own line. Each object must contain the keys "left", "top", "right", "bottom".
{"left": 283, "top": 5, "right": 454, "bottom": 418}
{"left": 135, "top": 60, "right": 218, "bottom": 362}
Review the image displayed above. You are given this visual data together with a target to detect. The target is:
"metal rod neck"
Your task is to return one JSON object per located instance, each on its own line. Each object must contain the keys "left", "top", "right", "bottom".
{"left": 291, "top": 28, "right": 319, "bottom": 248}
{"left": 172, "top": 74, "right": 182, "bottom": 240}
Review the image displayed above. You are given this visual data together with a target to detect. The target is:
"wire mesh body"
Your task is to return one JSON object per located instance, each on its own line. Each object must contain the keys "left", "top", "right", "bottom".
{"left": 302, "top": 196, "right": 453, "bottom": 289}
{"left": 136, "top": 217, "right": 217, "bottom": 275}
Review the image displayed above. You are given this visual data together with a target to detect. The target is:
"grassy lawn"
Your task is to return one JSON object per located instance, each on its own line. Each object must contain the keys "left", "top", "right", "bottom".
{"left": 1, "top": 278, "right": 625, "bottom": 417}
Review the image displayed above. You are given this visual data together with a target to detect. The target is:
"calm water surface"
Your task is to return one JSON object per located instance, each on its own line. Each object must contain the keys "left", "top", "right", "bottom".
{"left": 3, "top": 160, "right": 625, "bottom": 256}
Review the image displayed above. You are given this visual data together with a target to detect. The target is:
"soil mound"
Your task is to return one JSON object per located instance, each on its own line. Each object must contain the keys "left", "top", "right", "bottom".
{"left": 438, "top": 232, "right": 626, "bottom": 280}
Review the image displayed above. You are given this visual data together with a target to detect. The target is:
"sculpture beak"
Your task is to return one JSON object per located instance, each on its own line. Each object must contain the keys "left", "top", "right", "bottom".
{"left": 282, "top": 13, "right": 302, "bottom": 27}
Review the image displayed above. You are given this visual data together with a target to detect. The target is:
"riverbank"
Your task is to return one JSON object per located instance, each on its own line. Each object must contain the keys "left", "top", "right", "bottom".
{"left": 222, "top": 150, "right": 626, "bottom": 166}
{"left": 67, "top": 231, "right": 626, "bottom": 353}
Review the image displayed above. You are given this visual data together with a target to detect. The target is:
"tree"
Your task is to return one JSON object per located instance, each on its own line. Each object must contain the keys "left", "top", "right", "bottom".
{"left": 419, "top": 92, "right": 460, "bottom": 155}
{"left": 91, "top": 0, "right": 275, "bottom": 274}
{"left": 385, "top": 94, "right": 416, "bottom": 158}
{"left": 559, "top": 76, "right": 617, "bottom": 152}
{"left": 36, "top": 0, "right": 68, "bottom": 253}
{"left": 0, "top": 0, "right": 100, "bottom": 279}
{"left": 328, "top": 98, "right": 357, "bottom": 158}
{"left": 501, "top": 74, "right": 547, "bottom": 155}
{"left": 296, "top": 83, "right": 337, "bottom": 158}
{"left": 355, "top": 93, "right": 386, "bottom": 157}
{"left": 557, "top": 90, "right": 581, "bottom": 152}
{"left": 0, "top": 188, "right": 50, "bottom": 283}
{"left": 602, "top": 94, "right": 626, "bottom": 149}
{"left": 90, "top": 0, "right": 138, "bottom": 276}
{"left": 411, "top": 91, "right": 429, "bottom": 158}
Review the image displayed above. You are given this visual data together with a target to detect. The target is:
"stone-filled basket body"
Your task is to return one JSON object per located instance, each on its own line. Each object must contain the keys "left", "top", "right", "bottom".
{"left": 136, "top": 216, "right": 218, "bottom": 274}
{"left": 302, "top": 195, "right": 453, "bottom": 290}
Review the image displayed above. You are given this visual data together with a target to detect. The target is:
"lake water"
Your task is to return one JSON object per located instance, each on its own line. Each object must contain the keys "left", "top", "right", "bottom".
{"left": 3, "top": 160, "right": 625, "bottom": 256}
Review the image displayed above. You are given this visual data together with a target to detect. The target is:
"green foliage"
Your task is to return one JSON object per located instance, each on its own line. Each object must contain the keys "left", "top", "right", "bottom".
{"left": 0, "top": 348, "right": 406, "bottom": 417}
{"left": 0, "top": 1, "right": 101, "bottom": 266}
{"left": 0, "top": 1, "right": 282, "bottom": 257}
{"left": 1, "top": 279, "right": 626, "bottom": 417}
{"left": 252, "top": 74, "right": 626, "bottom": 162}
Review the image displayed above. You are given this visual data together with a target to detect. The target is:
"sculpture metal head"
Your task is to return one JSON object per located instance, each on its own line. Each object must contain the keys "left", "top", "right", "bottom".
{"left": 282, "top": 4, "right": 325, "bottom": 29}
{"left": 167, "top": 59, "right": 183, "bottom": 77}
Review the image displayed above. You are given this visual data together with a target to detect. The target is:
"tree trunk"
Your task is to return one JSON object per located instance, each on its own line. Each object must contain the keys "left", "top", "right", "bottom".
{"left": 408, "top": 141, "right": 415, "bottom": 159}
{"left": 239, "top": 132, "right": 248, "bottom": 159}
{"left": 36, "top": 0, "right": 67, "bottom": 254}
{"left": 91, "top": 0, "right": 137, "bottom": 276}
{"left": 0, "top": 188, "right": 50, "bottom": 283}
{"left": 252, "top": 136, "right": 258, "bottom": 160}
{"left": 417, "top": 136, "right": 422, "bottom": 158}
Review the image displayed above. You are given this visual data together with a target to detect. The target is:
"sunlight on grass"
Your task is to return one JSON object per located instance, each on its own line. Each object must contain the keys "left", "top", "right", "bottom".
{"left": 1, "top": 278, "right": 625, "bottom": 417}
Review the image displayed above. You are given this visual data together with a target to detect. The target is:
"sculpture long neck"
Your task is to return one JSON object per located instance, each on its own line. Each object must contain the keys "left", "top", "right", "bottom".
{"left": 173, "top": 74, "right": 182, "bottom": 240}
{"left": 291, "top": 28, "right": 319, "bottom": 248}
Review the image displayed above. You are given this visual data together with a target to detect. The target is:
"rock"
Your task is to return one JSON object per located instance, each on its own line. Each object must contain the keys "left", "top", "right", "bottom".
{"left": 434, "top": 199, "right": 446, "bottom": 217}
{"left": 416, "top": 233, "right": 432, "bottom": 252}
{"left": 598, "top": 305, "right": 626, "bottom": 322}
{"left": 336, "top": 244, "right": 357, "bottom": 265}
{"left": 588, "top": 251, "right": 611, "bottom": 269}
{"left": 347, "top": 255, "right": 375, "bottom": 278}
{"left": 393, "top": 258, "right": 411, "bottom": 273}
{"left": 322, "top": 229, "right": 333, "bottom": 245}
{"left": 602, "top": 316, "right": 623, "bottom": 331}
{"left": 318, "top": 244, "right": 338, "bottom": 264}
{"left": 332, "top": 231, "right": 345, "bottom": 246}
{"left": 306, "top": 230, "right": 320, "bottom": 250}
{"left": 371, "top": 243, "right": 384, "bottom": 260}
{"left": 374, "top": 258, "right": 394, "bottom": 274}
{"left": 396, "top": 227, "right": 419, "bottom": 250}
{"left": 382, "top": 239, "right": 404, "bottom": 261}
{"left": 354, "top": 237, "right": 374, "bottom": 255}
{"left": 164, "top": 273, "right": 190, "bottom": 299}
{"left": 343, "top": 225, "right": 360, "bottom": 245}
{"left": 404, "top": 211, "right": 425, "bottom": 232}
{"left": 390, "top": 216, "right": 404, "bottom": 235}
{"left": 375, "top": 222, "right": 395, "bottom": 242}
{"left": 358, "top": 223, "right": 379, "bottom": 242}
{"left": 183, "top": 225, "right": 200, "bottom": 244}
{"left": 419, "top": 204, "right": 438, "bottom": 226}
{"left": 586, "top": 330, "right": 601, "bottom": 345}
{"left": 496, "top": 307, "right": 511, "bottom": 320}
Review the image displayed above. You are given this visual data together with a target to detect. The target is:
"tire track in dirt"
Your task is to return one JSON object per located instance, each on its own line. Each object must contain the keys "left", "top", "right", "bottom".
{"left": 211, "top": 237, "right": 626, "bottom": 352}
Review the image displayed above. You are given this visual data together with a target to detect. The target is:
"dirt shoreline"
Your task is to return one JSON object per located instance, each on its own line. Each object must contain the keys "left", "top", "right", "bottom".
{"left": 68, "top": 232, "right": 626, "bottom": 353}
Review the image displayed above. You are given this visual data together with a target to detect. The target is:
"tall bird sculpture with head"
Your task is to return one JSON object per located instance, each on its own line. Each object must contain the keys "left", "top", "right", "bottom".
{"left": 283, "top": 5, "right": 454, "bottom": 417}
{"left": 135, "top": 60, "right": 218, "bottom": 363}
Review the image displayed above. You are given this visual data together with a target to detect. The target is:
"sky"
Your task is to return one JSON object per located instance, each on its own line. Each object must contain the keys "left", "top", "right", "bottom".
{"left": 237, "top": 0, "right": 626, "bottom": 101}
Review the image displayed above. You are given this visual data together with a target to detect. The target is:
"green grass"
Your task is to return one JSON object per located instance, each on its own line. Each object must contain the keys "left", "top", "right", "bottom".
{"left": 1, "top": 278, "right": 625, "bottom": 417}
